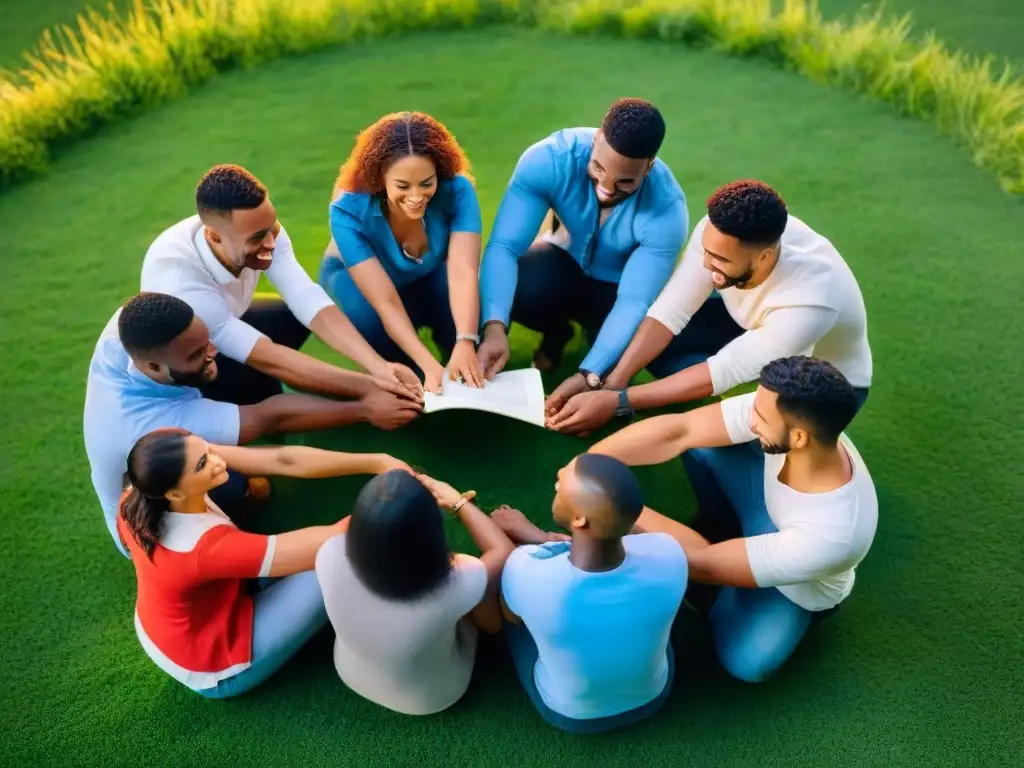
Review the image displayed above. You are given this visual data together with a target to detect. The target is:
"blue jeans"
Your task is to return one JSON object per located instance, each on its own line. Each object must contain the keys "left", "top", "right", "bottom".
{"left": 319, "top": 257, "right": 455, "bottom": 375}
{"left": 196, "top": 571, "right": 328, "bottom": 699}
{"left": 504, "top": 619, "right": 675, "bottom": 734}
{"left": 682, "top": 445, "right": 836, "bottom": 683}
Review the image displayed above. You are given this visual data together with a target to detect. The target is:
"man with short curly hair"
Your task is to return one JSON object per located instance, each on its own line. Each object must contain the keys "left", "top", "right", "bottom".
{"left": 140, "top": 163, "right": 423, "bottom": 407}
{"left": 477, "top": 98, "right": 689, "bottom": 407}
{"left": 548, "top": 179, "right": 873, "bottom": 435}
{"left": 589, "top": 356, "right": 879, "bottom": 683}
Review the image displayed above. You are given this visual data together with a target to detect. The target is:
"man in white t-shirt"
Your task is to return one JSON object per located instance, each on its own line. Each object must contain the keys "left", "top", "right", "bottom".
{"left": 547, "top": 179, "right": 872, "bottom": 436}
{"left": 84, "top": 292, "right": 419, "bottom": 556}
{"left": 493, "top": 453, "right": 687, "bottom": 733}
{"left": 140, "top": 163, "right": 422, "bottom": 407}
{"left": 590, "top": 356, "right": 878, "bottom": 683}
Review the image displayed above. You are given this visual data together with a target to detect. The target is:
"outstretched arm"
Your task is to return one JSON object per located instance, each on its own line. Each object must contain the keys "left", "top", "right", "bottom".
{"left": 212, "top": 444, "right": 410, "bottom": 479}
{"left": 588, "top": 400, "right": 733, "bottom": 466}
{"left": 633, "top": 507, "right": 758, "bottom": 587}
{"left": 478, "top": 142, "right": 557, "bottom": 328}
{"left": 578, "top": 200, "right": 687, "bottom": 377}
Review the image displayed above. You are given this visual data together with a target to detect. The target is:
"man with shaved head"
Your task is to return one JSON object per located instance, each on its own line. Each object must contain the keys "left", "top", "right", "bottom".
{"left": 489, "top": 453, "right": 687, "bottom": 734}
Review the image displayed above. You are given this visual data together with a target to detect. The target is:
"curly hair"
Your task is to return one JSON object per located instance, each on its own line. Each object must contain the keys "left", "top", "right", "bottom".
{"left": 196, "top": 164, "right": 267, "bottom": 219}
{"left": 118, "top": 292, "right": 195, "bottom": 357}
{"left": 706, "top": 180, "right": 788, "bottom": 246}
{"left": 601, "top": 97, "right": 666, "bottom": 159}
{"left": 759, "top": 356, "right": 859, "bottom": 445}
{"left": 333, "top": 112, "right": 473, "bottom": 198}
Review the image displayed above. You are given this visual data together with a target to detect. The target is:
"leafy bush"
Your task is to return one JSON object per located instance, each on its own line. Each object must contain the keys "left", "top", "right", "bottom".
{"left": 1, "top": 0, "right": 1021, "bottom": 193}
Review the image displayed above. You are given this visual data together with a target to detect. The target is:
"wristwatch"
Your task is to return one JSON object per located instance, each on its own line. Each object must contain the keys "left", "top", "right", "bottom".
{"left": 579, "top": 368, "right": 602, "bottom": 389}
{"left": 613, "top": 389, "right": 635, "bottom": 419}
{"left": 482, "top": 319, "right": 508, "bottom": 335}
{"left": 456, "top": 333, "right": 480, "bottom": 346}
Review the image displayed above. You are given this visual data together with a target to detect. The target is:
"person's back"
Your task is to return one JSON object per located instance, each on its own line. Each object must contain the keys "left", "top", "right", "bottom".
{"left": 502, "top": 532, "right": 686, "bottom": 719}
{"left": 315, "top": 469, "right": 515, "bottom": 716}
{"left": 316, "top": 535, "right": 486, "bottom": 715}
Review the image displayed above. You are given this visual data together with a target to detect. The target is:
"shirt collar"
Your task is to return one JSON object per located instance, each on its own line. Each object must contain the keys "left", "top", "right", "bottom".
{"left": 193, "top": 226, "right": 239, "bottom": 286}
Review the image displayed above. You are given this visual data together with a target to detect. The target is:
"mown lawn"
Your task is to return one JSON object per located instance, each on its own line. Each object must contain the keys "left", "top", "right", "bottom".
{"left": 0, "top": 12, "right": 1021, "bottom": 768}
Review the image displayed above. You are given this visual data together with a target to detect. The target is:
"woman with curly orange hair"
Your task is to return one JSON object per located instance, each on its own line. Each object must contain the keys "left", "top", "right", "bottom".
{"left": 319, "top": 112, "right": 484, "bottom": 394}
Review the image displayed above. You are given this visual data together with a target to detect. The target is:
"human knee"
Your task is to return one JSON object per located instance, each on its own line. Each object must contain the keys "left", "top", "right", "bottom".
{"left": 714, "top": 621, "right": 800, "bottom": 683}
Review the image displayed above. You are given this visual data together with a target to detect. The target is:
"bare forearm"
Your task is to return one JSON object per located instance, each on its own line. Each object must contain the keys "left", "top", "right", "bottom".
{"left": 626, "top": 362, "right": 714, "bottom": 411}
{"left": 247, "top": 338, "right": 371, "bottom": 398}
{"left": 457, "top": 503, "right": 515, "bottom": 555}
{"left": 240, "top": 394, "right": 367, "bottom": 443}
{"left": 271, "top": 446, "right": 386, "bottom": 478}
{"left": 448, "top": 259, "right": 480, "bottom": 337}
{"left": 589, "top": 414, "right": 688, "bottom": 466}
{"left": 604, "top": 317, "right": 675, "bottom": 389}
{"left": 268, "top": 525, "right": 340, "bottom": 576}
{"left": 309, "top": 307, "right": 386, "bottom": 375}
{"left": 379, "top": 302, "right": 440, "bottom": 373}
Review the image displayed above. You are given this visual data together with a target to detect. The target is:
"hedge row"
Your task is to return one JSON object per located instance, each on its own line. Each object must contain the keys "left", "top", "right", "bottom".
{"left": 1, "top": 0, "right": 1021, "bottom": 193}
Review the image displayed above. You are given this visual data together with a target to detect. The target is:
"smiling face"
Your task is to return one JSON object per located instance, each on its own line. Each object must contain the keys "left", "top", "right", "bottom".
{"left": 587, "top": 131, "right": 653, "bottom": 207}
{"left": 384, "top": 154, "right": 437, "bottom": 220}
{"left": 204, "top": 197, "right": 281, "bottom": 273}
{"left": 140, "top": 317, "right": 218, "bottom": 387}
{"left": 164, "top": 434, "right": 231, "bottom": 502}
{"left": 701, "top": 220, "right": 776, "bottom": 290}
{"left": 748, "top": 386, "right": 808, "bottom": 455}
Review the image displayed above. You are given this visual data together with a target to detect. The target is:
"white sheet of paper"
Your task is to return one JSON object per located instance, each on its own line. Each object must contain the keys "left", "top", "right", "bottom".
{"left": 423, "top": 368, "right": 546, "bottom": 427}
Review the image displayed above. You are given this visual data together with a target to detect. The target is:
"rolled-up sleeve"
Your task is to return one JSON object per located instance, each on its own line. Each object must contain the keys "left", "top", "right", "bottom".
{"left": 265, "top": 226, "right": 334, "bottom": 327}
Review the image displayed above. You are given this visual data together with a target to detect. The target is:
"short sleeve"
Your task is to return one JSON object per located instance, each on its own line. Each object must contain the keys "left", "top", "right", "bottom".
{"left": 448, "top": 176, "right": 483, "bottom": 234}
{"left": 181, "top": 285, "right": 264, "bottom": 363}
{"left": 194, "top": 526, "right": 276, "bottom": 579}
{"left": 329, "top": 199, "right": 379, "bottom": 269}
{"left": 175, "top": 397, "right": 241, "bottom": 445}
{"left": 745, "top": 528, "right": 852, "bottom": 588}
{"left": 720, "top": 392, "right": 757, "bottom": 445}
{"left": 448, "top": 554, "right": 488, "bottom": 615}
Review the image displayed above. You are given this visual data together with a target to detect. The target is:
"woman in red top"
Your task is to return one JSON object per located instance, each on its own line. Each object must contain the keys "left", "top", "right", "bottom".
{"left": 117, "top": 427, "right": 410, "bottom": 698}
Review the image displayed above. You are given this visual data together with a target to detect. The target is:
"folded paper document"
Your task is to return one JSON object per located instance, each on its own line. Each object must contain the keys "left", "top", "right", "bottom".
{"left": 423, "top": 368, "right": 546, "bottom": 427}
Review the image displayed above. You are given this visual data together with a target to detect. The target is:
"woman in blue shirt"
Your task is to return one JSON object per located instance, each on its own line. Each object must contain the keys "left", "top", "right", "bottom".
{"left": 319, "top": 111, "right": 485, "bottom": 394}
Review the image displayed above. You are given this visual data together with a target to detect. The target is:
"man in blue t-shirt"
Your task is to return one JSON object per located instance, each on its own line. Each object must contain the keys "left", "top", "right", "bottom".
{"left": 476, "top": 98, "right": 689, "bottom": 416}
{"left": 493, "top": 453, "right": 687, "bottom": 734}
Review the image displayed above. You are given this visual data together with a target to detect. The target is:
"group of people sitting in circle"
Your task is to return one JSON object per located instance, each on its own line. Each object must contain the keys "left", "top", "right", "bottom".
{"left": 84, "top": 96, "right": 878, "bottom": 732}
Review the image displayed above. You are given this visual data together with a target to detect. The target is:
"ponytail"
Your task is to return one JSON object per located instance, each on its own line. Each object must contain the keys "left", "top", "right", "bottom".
{"left": 120, "top": 486, "right": 171, "bottom": 560}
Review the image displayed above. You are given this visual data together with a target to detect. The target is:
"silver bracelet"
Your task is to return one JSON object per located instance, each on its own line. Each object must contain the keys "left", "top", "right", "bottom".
{"left": 456, "top": 333, "right": 480, "bottom": 345}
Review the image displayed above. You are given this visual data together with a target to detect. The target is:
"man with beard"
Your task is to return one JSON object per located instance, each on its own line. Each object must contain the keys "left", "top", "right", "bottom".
{"left": 547, "top": 180, "right": 873, "bottom": 435}
{"left": 475, "top": 98, "right": 689, "bottom": 408}
{"left": 84, "top": 292, "right": 419, "bottom": 557}
{"left": 588, "top": 356, "right": 879, "bottom": 683}
{"left": 140, "top": 163, "right": 422, "bottom": 406}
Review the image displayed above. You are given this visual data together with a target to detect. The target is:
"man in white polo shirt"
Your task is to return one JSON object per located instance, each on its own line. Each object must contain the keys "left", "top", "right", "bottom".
{"left": 547, "top": 179, "right": 872, "bottom": 435}
{"left": 84, "top": 292, "right": 419, "bottom": 557}
{"left": 140, "top": 163, "right": 422, "bottom": 407}
{"left": 590, "top": 356, "right": 878, "bottom": 682}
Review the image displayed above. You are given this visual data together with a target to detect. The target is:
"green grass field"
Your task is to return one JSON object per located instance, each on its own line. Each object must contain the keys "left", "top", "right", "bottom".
{"left": 1, "top": 3, "right": 1022, "bottom": 767}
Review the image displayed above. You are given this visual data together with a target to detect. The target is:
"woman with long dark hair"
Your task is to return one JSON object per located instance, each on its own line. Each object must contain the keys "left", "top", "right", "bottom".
{"left": 318, "top": 111, "right": 484, "bottom": 394}
{"left": 117, "top": 427, "right": 410, "bottom": 699}
{"left": 315, "top": 470, "right": 529, "bottom": 715}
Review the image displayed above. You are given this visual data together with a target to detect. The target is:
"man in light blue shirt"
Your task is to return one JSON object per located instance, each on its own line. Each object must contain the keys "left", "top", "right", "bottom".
{"left": 476, "top": 98, "right": 688, "bottom": 412}
{"left": 84, "top": 292, "right": 419, "bottom": 556}
{"left": 493, "top": 453, "right": 687, "bottom": 734}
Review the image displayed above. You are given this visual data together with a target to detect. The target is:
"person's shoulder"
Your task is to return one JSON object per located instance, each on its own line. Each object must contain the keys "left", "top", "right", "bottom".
{"left": 315, "top": 531, "right": 348, "bottom": 577}
{"left": 506, "top": 541, "right": 570, "bottom": 572}
{"left": 330, "top": 190, "right": 375, "bottom": 223}
{"left": 144, "top": 215, "right": 202, "bottom": 264}
{"left": 643, "top": 158, "right": 687, "bottom": 209}
{"left": 626, "top": 532, "right": 686, "bottom": 558}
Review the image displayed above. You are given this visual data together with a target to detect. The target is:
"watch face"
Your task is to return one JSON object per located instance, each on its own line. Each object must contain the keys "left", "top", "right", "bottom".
{"left": 586, "top": 373, "right": 601, "bottom": 388}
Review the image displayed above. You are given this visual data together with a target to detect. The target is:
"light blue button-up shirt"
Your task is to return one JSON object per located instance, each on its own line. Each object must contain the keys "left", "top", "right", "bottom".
{"left": 479, "top": 127, "right": 688, "bottom": 375}
{"left": 328, "top": 175, "right": 482, "bottom": 288}
{"left": 83, "top": 311, "right": 241, "bottom": 556}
